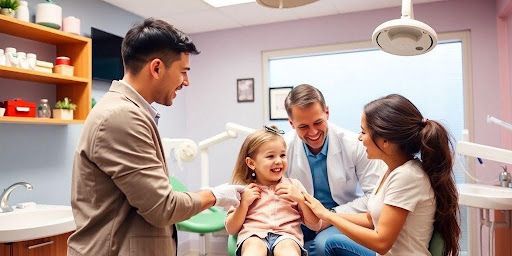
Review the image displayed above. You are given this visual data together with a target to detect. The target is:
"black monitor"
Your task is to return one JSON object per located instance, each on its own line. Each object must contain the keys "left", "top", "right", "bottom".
{"left": 91, "top": 27, "right": 124, "bottom": 81}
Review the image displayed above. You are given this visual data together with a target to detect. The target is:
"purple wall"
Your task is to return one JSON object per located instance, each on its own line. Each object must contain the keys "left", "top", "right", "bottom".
{"left": 185, "top": 0, "right": 501, "bottom": 188}
{"left": 183, "top": 1, "right": 506, "bottom": 254}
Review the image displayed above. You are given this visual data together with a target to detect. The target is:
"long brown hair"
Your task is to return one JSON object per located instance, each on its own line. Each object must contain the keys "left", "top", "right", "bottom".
{"left": 231, "top": 127, "right": 286, "bottom": 185}
{"left": 364, "top": 94, "right": 460, "bottom": 256}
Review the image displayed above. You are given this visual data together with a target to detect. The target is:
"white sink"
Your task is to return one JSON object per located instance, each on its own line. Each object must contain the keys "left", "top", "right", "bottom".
{"left": 457, "top": 183, "right": 512, "bottom": 210}
{"left": 0, "top": 204, "right": 76, "bottom": 243}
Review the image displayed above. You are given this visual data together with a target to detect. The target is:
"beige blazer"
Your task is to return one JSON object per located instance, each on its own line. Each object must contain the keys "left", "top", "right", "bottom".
{"left": 68, "top": 81, "right": 202, "bottom": 256}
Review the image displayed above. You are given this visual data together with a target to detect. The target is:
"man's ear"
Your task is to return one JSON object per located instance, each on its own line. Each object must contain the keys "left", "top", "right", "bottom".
{"left": 149, "top": 59, "right": 162, "bottom": 79}
{"left": 288, "top": 119, "right": 295, "bottom": 129}
{"left": 325, "top": 106, "right": 330, "bottom": 120}
{"left": 245, "top": 157, "right": 256, "bottom": 171}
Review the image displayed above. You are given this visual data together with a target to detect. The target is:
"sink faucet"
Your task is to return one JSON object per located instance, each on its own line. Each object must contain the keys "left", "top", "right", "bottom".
{"left": 0, "top": 182, "right": 33, "bottom": 213}
{"left": 499, "top": 166, "right": 511, "bottom": 187}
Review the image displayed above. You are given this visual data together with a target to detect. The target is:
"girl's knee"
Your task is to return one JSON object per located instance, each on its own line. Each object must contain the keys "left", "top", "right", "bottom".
{"left": 241, "top": 237, "right": 267, "bottom": 256}
{"left": 273, "top": 239, "right": 301, "bottom": 256}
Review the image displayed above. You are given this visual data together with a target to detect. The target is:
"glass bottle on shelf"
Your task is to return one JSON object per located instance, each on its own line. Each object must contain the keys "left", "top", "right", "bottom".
{"left": 37, "top": 98, "right": 51, "bottom": 118}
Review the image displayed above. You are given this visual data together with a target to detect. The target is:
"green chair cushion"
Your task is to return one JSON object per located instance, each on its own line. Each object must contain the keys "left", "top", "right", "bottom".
{"left": 169, "top": 176, "right": 227, "bottom": 234}
{"left": 428, "top": 231, "right": 444, "bottom": 256}
{"left": 228, "top": 234, "right": 237, "bottom": 256}
{"left": 176, "top": 206, "right": 227, "bottom": 234}
{"left": 170, "top": 176, "right": 189, "bottom": 192}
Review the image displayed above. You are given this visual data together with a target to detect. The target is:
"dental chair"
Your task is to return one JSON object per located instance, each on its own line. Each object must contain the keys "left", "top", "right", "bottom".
{"left": 428, "top": 231, "right": 444, "bottom": 256}
{"left": 228, "top": 234, "right": 237, "bottom": 256}
{"left": 170, "top": 176, "right": 227, "bottom": 256}
{"left": 227, "top": 231, "right": 444, "bottom": 256}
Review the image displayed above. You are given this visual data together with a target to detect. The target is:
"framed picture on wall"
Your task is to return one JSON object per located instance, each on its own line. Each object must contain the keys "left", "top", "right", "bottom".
{"left": 269, "top": 86, "right": 293, "bottom": 120}
{"left": 237, "top": 78, "right": 255, "bottom": 102}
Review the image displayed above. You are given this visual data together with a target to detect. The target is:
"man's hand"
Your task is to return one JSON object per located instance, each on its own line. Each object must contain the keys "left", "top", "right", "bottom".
{"left": 210, "top": 183, "right": 245, "bottom": 210}
{"left": 275, "top": 183, "right": 304, "bottom": 203}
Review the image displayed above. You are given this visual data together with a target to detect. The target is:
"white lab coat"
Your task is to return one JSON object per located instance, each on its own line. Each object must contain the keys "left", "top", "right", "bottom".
{"left": 285, "top": 122, "right": 385, "bottom": 213}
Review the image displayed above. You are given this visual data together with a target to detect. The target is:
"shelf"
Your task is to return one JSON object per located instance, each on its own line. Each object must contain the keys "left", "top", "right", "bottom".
{"left": 0, "top": 65, "right": 89, "bottom": 85}
{"left": 0, "top": 15, "right": 90, "bottom": 45}
{"left": 0, "top": 14, "right": 92, "bottom": 125}
{"left": 0, "top": 116, "right": 83, "bottom": 125}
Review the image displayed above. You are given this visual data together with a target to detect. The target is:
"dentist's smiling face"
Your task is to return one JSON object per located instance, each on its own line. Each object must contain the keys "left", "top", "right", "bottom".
{"left": 289, "top": 102, "right": 329, "bottom": 155}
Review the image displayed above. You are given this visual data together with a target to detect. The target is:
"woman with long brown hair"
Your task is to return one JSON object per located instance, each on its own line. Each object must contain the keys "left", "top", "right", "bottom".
{"left": 304, "top": 94, "right": 460, "bottom": 256}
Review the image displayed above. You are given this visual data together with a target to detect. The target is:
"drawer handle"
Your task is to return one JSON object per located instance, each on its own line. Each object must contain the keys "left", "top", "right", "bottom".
{"left": 15, "top": 107, "right": 30, "bottom": 112}
{"left": 27, "top": 240, "right": 54, "bottom": 250}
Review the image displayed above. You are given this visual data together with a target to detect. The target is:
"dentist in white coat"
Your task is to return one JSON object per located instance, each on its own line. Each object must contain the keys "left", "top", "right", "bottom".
{"left": 284, "top": 84, "right": 385, "bottom": 256}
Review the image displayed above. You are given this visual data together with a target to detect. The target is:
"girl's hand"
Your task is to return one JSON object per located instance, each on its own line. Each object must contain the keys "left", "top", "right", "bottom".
{"left": 303, "top": 192, "right": 331, "bottom": 220}
{"left": 240, "top": 183, "right": 261, "bottom": 207}
{"left": 275, "top": 183, "right": 304, "bottom": 203}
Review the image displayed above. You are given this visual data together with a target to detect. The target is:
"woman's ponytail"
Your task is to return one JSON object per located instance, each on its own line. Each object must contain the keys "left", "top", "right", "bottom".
{"left": 420, "top": 120, "right": 460, "bottom": 256}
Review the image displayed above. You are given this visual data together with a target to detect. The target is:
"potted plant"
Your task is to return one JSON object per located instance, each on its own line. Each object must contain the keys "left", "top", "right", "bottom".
{"left": 0, "top": 0, "right": 19, "bottom": 17}
{"left": 53, "top": 97, "right": 76, "bottom": 120}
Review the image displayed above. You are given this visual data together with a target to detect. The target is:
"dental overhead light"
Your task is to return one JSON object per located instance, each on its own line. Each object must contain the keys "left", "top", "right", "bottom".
{"left": 372, "top": 0, "right": 437, "bottom": 56}
{"left": 256, "top": 0, "right": 318, "bottom": 8}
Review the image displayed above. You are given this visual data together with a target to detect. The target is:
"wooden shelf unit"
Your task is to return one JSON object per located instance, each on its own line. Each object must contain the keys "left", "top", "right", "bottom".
{"left": 0, "top": 116, "right": 83, "bottom": 125}
{"left": 0, "top": 15, "right": 92, "bottom": 125}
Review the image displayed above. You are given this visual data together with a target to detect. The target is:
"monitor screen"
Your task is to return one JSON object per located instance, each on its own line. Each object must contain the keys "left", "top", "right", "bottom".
{"left": 91, "top": 27, "right": 124, "bottom": 81}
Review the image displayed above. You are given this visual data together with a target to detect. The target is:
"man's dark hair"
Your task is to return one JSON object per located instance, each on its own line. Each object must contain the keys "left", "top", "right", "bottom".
{"left": 121, "top": 18, "right": 200, "bottom": 75}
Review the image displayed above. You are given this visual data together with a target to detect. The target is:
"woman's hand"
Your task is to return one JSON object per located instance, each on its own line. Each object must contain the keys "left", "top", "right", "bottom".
{"left": 240, "top": 183, "right": 261, "bottom": 207}
{"left": 303, "top": 192, "right": 332, "bottom": 220}
{"left": 275, "top": 183, "right": 304, "bottom": 203}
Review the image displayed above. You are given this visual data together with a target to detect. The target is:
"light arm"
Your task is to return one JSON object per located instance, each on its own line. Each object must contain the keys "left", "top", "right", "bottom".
{"left": 198, "top": 123, "right": 256, "bottom": 188}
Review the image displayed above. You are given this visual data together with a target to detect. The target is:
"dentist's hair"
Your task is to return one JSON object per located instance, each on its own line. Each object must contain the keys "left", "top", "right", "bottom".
{"left": 364, "top": 94, "right": 460, "bottom": 256}
{"left": 121, "top": 18, "right": 200, "bottom": 75}
{"left": 284, "top": 84, "right": 327, "bottom": 118}
{"left": 231, "top": 126, "right": 286, "bottom": 185}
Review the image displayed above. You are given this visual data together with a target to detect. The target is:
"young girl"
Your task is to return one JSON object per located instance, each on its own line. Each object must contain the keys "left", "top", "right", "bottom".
{"left": 304, "top": 94, "right": 460, "bottom": 256}
{"left": 225, "top": 126, "right": 321, "bottom": 256}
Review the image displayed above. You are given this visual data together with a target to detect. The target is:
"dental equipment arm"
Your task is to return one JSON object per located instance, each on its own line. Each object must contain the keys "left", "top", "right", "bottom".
{"left": 487, "top": 115, "right": 512, "bottom": 132}
{"left": 198, "top": 122, "right": 256, "bottom": 188}
{"left": 456, "top": 129, "right": 512, "bottom": 165}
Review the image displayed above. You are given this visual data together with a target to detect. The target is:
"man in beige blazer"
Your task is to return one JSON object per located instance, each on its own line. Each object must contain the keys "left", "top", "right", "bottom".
{"left": 68, "top": 18, "right": 243, "bottom": 256}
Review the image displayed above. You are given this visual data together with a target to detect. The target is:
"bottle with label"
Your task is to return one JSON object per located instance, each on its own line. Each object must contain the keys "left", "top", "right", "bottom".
{"left": 37, "top": 99, "right": 51, "bottom": 118}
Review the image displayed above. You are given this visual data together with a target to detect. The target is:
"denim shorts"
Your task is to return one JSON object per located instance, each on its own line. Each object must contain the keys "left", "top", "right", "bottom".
{"left": 236, "top": 232, "right": 307, "bottom": 256}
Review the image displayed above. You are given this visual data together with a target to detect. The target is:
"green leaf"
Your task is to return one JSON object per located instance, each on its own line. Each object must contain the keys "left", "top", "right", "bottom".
{"left": 54, "top": 97, "right": 77, "bottom": 110}
{"left": 0, "top": 0, "right": 20, "bottom": 10}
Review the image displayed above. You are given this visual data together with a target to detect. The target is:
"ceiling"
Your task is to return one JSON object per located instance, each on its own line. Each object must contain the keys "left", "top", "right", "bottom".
{"left": 101, "top": 0, "right": 444, "bottom": 34}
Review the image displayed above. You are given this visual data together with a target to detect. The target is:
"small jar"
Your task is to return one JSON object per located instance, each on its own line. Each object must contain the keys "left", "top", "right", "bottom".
{"left": 16, "top": 1, "right": 30, "bottom": 22}
{"left": 55, "top": 56, "right": 71, "bottom": 65}
{"left": 5, "top": 47, "right": 17, "bottom": 67}
{"left": 17, "top": 52, "right": 28, "bottom": 69}
{"left": 27, "top": 53, "right": 37, "bottom": 70}
{"left": 0, "top": 49, "right": 5, "bottom": 66}
{"left": 37, "top": 99, "right": 52, "bottom": 118}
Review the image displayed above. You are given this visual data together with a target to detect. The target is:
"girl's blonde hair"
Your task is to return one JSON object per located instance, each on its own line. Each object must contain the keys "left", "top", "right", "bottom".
{"left": 231, "top": 127, "right": 286, "bottom": 185}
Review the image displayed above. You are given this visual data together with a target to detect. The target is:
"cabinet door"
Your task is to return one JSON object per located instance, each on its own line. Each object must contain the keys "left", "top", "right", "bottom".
{"left": 11, "top": 232, "right": 71, "bottom": 256}
{"left": 0, "top": 243, "right": 12, "bottom": 256}
{"left": 11, "top": 237, "right": 55, "bottom": 256}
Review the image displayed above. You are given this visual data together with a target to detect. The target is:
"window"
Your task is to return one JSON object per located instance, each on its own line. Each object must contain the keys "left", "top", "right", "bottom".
{"left": 263, "top": 32, "right": 471, "bottom": 254}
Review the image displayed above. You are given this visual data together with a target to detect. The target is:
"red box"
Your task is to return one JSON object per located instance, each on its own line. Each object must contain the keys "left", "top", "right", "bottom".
{"left": 4, "top": 99, "right": 36, "bottom": 117}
